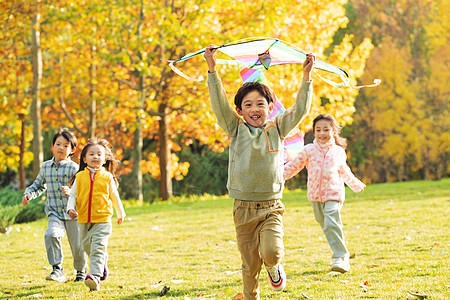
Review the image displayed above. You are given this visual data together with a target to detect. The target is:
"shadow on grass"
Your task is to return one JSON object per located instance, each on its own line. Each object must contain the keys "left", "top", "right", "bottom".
{"left": 114, "top": 282, "right": 240, "bottom": 299}
{"left": 0, "top": 285, "right": 46, "bottom": 299}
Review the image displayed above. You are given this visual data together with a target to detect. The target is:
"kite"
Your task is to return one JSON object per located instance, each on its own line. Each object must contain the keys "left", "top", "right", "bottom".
{"left": 164, "top": 37, "right": 381, "bottom": 89}
{"left": 164, "top": 37, "right": 381, "bottom": 162}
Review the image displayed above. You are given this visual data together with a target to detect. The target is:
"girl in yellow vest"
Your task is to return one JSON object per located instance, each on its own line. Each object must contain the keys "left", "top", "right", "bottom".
{"left": 67, "top": 137, "right": 126, "bottom": 291}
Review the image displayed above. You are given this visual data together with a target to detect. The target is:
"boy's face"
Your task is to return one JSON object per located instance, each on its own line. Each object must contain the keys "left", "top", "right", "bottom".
{"left": 236, "top": 90, "right": 273, "bottom": 128}
{"left": 51, "top": 136, "right": 75, "bottom": 163}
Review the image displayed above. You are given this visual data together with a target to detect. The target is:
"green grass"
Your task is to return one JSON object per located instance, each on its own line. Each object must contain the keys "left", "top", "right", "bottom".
{"left": 0, "top": 179, "right": 449, "bottom": 299}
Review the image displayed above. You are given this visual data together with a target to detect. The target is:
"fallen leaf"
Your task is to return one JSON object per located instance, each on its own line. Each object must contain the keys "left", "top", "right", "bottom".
{"left": 349, "top": 253, "right": 356, "bottom": 259}
{"left": 224, "top": 270, "right": 241, "bottom": 275}
{"left": 366, "top": 264, "right": 380, "bottom": 268}
{"left": 359, "top": 282, "right": 369, "bottom": 292}
{"left": 300, "top": 292, "right": 312, "bottom": 299}
{"left": 171, "top": 279, "right": 183, "bottom": 284}
{"left": 408, "top": 291, "right": 428, "bottom": 299}
{"left": 150, "top": 282, "right": 165, "bottom": 289}
{"left": 233, "top": 293, "right": 243, "bottom": 300}
{"left": 118, "top": 285, "right": 124, "bottom": 289}
{"left": 160, "top": 285, "right": 170, "bottom": 296}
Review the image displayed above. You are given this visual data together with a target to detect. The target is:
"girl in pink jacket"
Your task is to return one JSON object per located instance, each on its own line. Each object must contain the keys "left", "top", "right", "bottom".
{"left": 284, "top": 114, "right": 365, "bottom": 273}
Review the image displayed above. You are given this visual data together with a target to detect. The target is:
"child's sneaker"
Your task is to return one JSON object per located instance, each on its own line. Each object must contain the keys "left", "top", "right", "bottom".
{"left": 45, "top": 266, "right": 65, "bottom": 283}
{"left": 100, "top": 253, "right": 109, "bottom": 281}
{"left": 74, "top": 270, "right": 86, "bottom": 282}
{"left": 266, "top": 264, "right": 286, "bottom": 292}
{"left": 84, "top": 274, "right": 100, "bottom": 291}
{"left": 331, "top": 257, "right": 350, "bottom": 273}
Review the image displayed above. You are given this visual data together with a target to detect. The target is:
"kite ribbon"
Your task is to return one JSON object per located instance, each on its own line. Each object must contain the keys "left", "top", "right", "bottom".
{"left": 239, "top": 67, "right": 304, "bottom": 162}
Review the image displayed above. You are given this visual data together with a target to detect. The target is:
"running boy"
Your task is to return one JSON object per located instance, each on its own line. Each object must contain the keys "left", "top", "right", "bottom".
{"left": 22, "top": 128, "right": 87, "bottom": 282}
{"left": 204, "top": 45, "right": 314, "bottom": 300}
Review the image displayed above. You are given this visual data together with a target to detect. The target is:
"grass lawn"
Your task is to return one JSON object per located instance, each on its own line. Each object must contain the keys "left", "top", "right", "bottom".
{"left": 0, "top": 179, "right": 449, "bottom": 299}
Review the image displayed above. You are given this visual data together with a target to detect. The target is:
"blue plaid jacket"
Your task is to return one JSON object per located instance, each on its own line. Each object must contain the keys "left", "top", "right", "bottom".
{"left": 24, "top": 157, "right": 79, "bottom": 220}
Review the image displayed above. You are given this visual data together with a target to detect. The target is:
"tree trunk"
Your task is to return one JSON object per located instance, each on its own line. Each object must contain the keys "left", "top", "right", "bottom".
{"left": 158, "top": 102, "right": 172, "bottom": 200}
{"left": 132, "top": 72, "right": 145, "bottom": 204}
{"left": 88, "top": 45, "right": 97, "bottom": 138}
{"left": 18, "top": 113, "right": 26, "bottom": 190}
{"left": 31, "top": 1, "right": 43, "bottom": 177}
{"left": 130, "top": 0, "right": 145, "bottom": 204}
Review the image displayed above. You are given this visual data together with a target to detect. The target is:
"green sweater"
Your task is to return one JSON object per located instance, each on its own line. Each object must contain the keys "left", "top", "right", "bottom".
{"left": 207, "top": 71, "right": 313, "bottom": 201}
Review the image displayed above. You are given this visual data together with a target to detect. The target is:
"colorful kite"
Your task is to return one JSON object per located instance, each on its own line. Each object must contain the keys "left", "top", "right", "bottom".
{"left": 164, "top": 37, "right": 380, "bottom": 162}
{"left": 164, "top": 37, "right": 381, "bottom": 89}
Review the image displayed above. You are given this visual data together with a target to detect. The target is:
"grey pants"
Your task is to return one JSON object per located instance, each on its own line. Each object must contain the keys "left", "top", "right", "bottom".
{"left": 311, "top": 201, "right": 349, "bottom": 259}
{"left": 79, "top": 222, "right": 112, "bottom": 277}
{"left": 45, "top": 215, "right": 87, "bottom": 271}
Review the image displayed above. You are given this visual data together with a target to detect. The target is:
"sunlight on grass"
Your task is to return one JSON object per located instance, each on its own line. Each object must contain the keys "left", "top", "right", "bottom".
{"left": 0, "top": 179, "right": 449, "bottom": 299}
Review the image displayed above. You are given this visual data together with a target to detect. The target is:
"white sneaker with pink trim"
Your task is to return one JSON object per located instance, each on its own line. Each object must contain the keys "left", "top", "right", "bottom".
{"left": 266, "top": 264, "right": 286, "bottom": 292}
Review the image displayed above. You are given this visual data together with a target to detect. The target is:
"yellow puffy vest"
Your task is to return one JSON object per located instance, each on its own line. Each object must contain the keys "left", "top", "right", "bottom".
{"left": 76, "top": 167, "right": 113, "bottom": 223}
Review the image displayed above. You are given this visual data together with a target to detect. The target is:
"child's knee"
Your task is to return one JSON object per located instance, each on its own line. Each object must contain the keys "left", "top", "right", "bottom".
{"left": 261, "top": 248, "right": 284, "bottom": 267}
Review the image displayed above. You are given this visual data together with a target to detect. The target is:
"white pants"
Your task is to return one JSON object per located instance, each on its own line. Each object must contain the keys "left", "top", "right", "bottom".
{"left": 311, "top": 201, "right": 349, "bottom": 259}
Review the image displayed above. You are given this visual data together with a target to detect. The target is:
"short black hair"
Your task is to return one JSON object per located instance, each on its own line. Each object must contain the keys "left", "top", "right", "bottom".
{"left": 52, "top": 128, "right": 78, "bottom": 155}
{"left": 234, "top": 81, "right": 274, "bottom": 110}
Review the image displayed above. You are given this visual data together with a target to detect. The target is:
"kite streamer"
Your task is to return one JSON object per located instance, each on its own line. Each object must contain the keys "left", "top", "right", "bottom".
{"left": 239, "top": 66, "right": 303, "bottom": 162}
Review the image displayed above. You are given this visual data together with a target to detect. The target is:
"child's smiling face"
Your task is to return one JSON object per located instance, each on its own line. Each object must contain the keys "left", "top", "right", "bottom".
{"left": 236, "top": 90, "right": 273, "bottom": 128}
{"left": 83, "top": 144, "right": 106, "bottom": 169}
{"left": 314, "top": 119, "right": 335, "bottom": 144}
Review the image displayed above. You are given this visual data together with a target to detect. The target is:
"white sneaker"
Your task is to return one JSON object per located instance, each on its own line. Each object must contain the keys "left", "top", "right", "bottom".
{"left": 266, "top": 264, "right": 286, "bottom": 292}
{"left": 45, "top": 267, "right": 65, "bottom": 283}
{"left": 85, "top": 274, "right": 100, "bottom": 291}
{"left": 331, "top": 257, "right": 350, "bottom": 273}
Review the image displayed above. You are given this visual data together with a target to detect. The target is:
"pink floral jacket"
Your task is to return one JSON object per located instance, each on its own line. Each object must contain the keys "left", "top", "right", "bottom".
{"left": 284, "top": 139, "right": 365, "bottom": 203}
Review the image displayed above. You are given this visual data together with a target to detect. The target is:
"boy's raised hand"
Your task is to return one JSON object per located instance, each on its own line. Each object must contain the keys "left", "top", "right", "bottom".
{"left": 203, "top": 44, "right": 217, "bottom": 73}
{"left": 303, "top": 53, "right": 315, "bottom": 82}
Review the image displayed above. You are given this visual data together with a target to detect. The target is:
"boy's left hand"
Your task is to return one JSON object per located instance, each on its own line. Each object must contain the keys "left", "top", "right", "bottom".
{"left": 61, "top": 186, "right": 70, "bottom": 196}
{"left": 303, "top": 53, "right": 315, "bottom": 81}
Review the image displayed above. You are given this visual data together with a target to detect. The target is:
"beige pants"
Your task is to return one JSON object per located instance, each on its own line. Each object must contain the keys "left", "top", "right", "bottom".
{"left": 233, "top": 199, "right": 285, "bottom": 300}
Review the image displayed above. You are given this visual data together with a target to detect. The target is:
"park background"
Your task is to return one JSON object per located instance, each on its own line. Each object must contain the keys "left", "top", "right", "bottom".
{"left": 1, "top": 0, "right": 448, "bottom": 203}
{"left": 0, "top": 1, "right": 449, "bottom": 299}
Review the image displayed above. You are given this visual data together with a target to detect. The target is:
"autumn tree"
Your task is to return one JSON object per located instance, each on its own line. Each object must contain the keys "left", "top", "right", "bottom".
{"left": 343, "top": 0, "right": 449, "bottom": 182}
{"left": 0, "top": 1, "right": 38, "bottom": 187}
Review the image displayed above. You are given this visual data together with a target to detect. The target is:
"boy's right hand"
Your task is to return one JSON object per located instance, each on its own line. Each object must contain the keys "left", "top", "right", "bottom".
{"left": 203, "top": 44, "right": 217, "bottom": 73}
{"left": 68, "top": 209, "right": 78, "bottom": 219}
{"left": 22, "top": 194, "right": 30, "bottom": 206}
